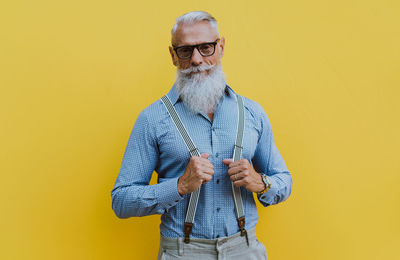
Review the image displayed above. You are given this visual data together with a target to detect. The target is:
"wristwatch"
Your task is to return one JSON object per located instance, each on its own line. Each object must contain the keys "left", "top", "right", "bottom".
{"left": 257, "top": 174, "right": 271, "bottom": 195}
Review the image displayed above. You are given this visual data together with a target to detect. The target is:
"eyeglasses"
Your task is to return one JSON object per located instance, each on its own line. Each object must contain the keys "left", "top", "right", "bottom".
{"left": 173, "top": 39, "right": 220, "bottom": 60}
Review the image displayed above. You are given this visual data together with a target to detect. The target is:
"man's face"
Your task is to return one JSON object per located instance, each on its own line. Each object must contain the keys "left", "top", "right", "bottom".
{"left": 169, "top": 21, "right": 225, "bottom": 76}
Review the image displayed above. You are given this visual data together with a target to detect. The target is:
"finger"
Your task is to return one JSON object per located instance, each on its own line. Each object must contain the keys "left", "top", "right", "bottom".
{"left": 191, "top": 155, "right": 209, "bottom": 163}
{"left": 201, "top": 153, "right": 210, "bottom": 159}
{"left": 191, "top": 156, "right": 214, "bottom": 168}
{"left": 202, "top": 167, "right": 215, "bottom": 176}
{"left": 230, "top": 174, "right": 237, "bottom": 182}
{"left": 197, "top": 161, "right": 214, "bottom": 173}
{"left": 239, "top": 159, "right": 250, "bottom": 165}
{"left": 227, "top": 165, "right": 244, "bottom": 176}
{"left": 226, "top": 160, "right": 242, "bottom": 169}
{"left": 230, "top": 172, "right": 243, "bottom": 182}
{"left": 202, "top": 173, "right": 213, "bottom": 183}
{"left": 222, "top": 159, "right": 233, "bottom": 165}
{"left": 196, "top": 161, "right": 214, "bottom": 173}
{"left": 233, "top": 179, "right": 245, "bottom": 187}
{"left": 200, "top": 159, "right": 214, "bottom": 167}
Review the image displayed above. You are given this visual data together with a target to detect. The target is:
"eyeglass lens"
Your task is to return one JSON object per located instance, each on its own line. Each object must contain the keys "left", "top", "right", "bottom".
{"left": 176, "top": 43, "right": 215, "bottom": 59}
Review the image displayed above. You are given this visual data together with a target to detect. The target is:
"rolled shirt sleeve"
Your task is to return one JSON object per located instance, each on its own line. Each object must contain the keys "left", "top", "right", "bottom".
{"left": 251, "top": 105, "right": 292, "bottom": 207}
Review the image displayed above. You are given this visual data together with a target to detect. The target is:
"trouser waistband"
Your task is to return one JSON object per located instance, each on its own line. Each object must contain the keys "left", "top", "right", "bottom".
{"left": 160, "top": 227, "right": 257, "bottom": 253}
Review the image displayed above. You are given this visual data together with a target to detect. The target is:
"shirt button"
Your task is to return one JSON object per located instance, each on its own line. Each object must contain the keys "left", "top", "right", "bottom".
{"left": 215, "top": 152, "right": 219, "bottom": 157}
{"left": 216, "top": 179, "right": 220, "bottom": 184}
{"left": 216, "top": 207, "right": 221, "bottom": 212}
{"left": 216, "top": 235, "right": 220, "bottom": 238}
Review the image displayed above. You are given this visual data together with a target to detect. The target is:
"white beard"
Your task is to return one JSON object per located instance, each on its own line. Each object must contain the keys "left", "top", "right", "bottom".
{"left": 176, "top": 64, "right": 226, "bottom": 114}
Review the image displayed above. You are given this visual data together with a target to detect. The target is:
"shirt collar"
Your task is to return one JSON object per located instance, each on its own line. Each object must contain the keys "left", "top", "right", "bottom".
{"left": 167, "top": 82, "right": 236, "bottom": 105}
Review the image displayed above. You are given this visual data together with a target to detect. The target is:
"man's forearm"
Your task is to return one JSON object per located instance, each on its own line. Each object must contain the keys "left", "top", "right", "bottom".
{"left": 111, "top": 177, "right": 183, "bottom": 218}
{"left": 257, "top": 172, "right": 292, "bottom": 207}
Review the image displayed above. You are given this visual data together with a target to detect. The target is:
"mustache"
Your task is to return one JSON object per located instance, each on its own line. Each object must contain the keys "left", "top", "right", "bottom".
{"left": 179, "top": 64, "right": 215, "bottom": 75}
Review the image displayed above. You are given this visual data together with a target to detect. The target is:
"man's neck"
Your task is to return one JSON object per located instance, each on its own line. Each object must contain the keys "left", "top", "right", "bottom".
{"left": 207, "top": 112, "right": 214, "bottom": 122}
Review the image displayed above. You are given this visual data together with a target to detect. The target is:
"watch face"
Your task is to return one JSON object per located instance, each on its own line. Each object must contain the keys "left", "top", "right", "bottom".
{"left": 263, "top": 175, "right": 271, "bottom": 188}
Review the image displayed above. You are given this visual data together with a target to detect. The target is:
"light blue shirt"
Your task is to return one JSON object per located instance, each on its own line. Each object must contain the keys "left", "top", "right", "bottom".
{"left": 111, "top": 84, "right": 292, "bottom": 239}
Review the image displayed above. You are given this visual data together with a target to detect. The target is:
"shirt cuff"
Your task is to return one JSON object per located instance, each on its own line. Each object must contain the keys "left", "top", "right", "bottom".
{"left": 257, "top": 175, "right": 279, "bottom": 206}
{"left": 155, "top": 177, "right": 183, "bottom": 210}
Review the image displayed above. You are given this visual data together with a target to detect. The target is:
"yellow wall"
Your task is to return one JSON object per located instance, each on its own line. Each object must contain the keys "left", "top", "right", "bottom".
{"left": 1, "top": 0, "right": 399, "bottom": 259}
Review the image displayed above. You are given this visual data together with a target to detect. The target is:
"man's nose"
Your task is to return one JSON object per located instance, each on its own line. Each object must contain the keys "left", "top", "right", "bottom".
{"left": 190, "top": 48, "right": 203, "bottom": 66}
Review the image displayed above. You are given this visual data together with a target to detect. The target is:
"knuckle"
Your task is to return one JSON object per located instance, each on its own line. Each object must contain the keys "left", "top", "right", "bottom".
{"left": 203, "top": 175, "right": 210, "bottom": 182}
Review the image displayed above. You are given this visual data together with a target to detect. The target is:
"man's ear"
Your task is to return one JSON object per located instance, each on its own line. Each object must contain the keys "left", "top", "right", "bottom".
{"left": 169, "top": 46, "right": 178, "bottom": 67}
{"left": 219, "top": 37, "right": 225, "bottom": 58}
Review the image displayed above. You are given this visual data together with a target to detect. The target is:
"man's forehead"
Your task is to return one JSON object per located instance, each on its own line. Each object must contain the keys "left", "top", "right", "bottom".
{"left": 172, "top": 21, "right": 219, "bottom": 46}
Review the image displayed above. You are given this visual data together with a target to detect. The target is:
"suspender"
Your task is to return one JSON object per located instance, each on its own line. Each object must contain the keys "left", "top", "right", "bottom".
{"left": 231, "top": 95, "right": 249, "bottom": 245}
{"left": 160, "top": 95, "right": 201, "bottom": 242}
{"left": 160, "top": 94, "right": 248, "bottom": 245}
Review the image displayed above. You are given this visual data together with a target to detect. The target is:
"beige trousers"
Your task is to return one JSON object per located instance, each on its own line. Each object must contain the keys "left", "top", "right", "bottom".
{"left": 157, "top": 228, "right": 267, "bottom": 260}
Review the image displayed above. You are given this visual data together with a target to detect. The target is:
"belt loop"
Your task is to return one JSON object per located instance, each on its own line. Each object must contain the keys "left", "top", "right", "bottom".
{"left": 178, "top": 238, "right": 184, "bottom": 256}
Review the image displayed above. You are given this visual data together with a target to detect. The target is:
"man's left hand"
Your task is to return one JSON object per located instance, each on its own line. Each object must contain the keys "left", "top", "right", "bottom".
{"left": 222, "top": 159, "right": 265, "bottom": 193}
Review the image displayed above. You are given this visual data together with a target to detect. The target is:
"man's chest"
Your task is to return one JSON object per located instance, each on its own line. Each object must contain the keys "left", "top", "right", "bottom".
{"left": 154, "top": 106, "right": 261, "bottom": 177}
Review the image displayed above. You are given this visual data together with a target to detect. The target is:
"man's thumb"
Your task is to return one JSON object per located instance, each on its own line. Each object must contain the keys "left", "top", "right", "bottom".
{"left": 222, "top": 159, "right": 233, "bottom": 165}
{"left": 201, "top": 153, "right": 209, "bottom": 159}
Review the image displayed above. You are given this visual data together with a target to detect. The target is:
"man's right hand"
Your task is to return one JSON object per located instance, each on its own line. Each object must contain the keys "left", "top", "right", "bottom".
{"left": 177, "top": 153, "right": 214, "bottom": 196}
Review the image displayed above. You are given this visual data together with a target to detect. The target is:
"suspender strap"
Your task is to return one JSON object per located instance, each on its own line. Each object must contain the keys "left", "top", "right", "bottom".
{"left": 160, "top": 95, "right": 201, "bottom": 244}
{"left": 160, "top": 94, "right": 246, "bottom": 245}
{"left": 231, "top": 95, "right": 248, "bottom": 246}
{"left": 160, "top": 96, "right": 200, "bottom": 158}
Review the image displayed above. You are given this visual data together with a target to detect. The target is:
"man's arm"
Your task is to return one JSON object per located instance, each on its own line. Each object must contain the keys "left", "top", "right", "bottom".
{"left": 252, "top": 107, "right": 292, "bottom": 207}
{"left": 111, "top": 110, "right": 183, "bottom": 218}
{"left": 222, "top": 106, "right": 292, "bottom": 206}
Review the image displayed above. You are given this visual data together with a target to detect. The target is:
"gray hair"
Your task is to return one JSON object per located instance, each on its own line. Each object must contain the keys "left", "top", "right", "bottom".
{"left": 171, "top": 11, "right": 219, "bottom": 37}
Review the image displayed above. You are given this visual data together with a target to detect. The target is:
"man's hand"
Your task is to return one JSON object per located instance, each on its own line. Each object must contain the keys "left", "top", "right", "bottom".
{"left": 178, "top": 153, "right": 214, "bottom": 196}
{"left": 222, "top": 159, "right": 265, "bottom": 193}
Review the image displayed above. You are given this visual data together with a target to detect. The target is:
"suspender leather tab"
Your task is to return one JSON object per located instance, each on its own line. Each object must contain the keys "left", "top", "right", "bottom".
{"left": 237, "top": 216, "right": 249, "bottom": 246}
{"left": 183, "top": 222, "right": 193, "bottom": 244}
{"left": 237, "top": 216, "right": 245, "bottom": 231}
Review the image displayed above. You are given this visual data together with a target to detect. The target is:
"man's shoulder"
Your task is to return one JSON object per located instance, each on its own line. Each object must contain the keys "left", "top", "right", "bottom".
{"left": 134, "top": 96, "right": 169, "bottom": 127}
{"left": 238, "top": 95, "right": 272, "bottom": 132}
{"left": 239, "top": 95, "right": 268, "bottom": 118}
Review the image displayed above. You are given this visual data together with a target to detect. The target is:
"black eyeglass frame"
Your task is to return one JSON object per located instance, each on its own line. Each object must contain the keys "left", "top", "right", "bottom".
{"left": 172, "top": 39, "right": 220, "bottom": 60}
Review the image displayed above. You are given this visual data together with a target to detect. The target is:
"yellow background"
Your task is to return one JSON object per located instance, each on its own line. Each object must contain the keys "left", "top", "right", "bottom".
{"left": 1, "top": 0, "right": 399, "bottom": 259}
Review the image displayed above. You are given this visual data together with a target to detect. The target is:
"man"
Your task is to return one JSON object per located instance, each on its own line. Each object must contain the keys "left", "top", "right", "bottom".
{"left": 111, "top": 11, "right": 292, "bottom": 259}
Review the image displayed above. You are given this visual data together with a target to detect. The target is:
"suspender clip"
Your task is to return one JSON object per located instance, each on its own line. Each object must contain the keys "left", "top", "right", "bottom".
{"left": 237, "top": 216, "right": 249, "bottom": 246}
{"left": 184, "top": 222, "right": 193, "bottom": 244}
{"left": 234, "top": 144, "right": 243, "bottom": 150}
{"left": 189, "top": 148, "right": 199, "bottom": 156}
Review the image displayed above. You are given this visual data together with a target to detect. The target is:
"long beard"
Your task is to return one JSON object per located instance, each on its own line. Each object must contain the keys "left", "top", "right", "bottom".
{"left": 176, "top": 64, "right": 226, "bottom": 114}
